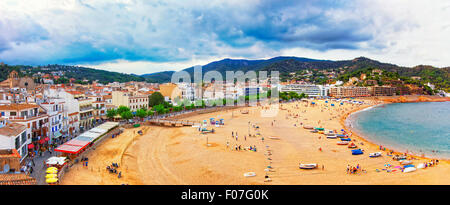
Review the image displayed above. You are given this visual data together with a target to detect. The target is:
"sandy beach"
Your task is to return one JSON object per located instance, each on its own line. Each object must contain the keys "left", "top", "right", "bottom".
{"left": 61, "top": 99, "right": 450, "bottom": 185}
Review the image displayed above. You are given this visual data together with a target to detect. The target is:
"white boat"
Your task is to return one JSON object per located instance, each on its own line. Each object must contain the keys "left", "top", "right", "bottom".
{"left": 337, "top": 141, "right": 349, "bottom": 145}
{"left": 403, "top": 167, "right": 416, "bottom": 173}
{"left": 400, "top": 160, "right": 412, "bottom": 165}
{"left": 299, "top": 163, "right": 317, "bottom": 169}
{"left": 326, "top": 135, "right": 337, "bottom": 139}
{"left": 244, "top": 172, "right": 256, "bottom": 177}
{"left": 369, "top": 152, "right": 382, "bottom": 158}
{"left": 417, "top": 163, "right": 425, "bottom": 169}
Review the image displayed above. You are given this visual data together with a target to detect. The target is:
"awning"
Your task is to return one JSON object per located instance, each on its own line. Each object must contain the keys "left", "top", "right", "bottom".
{"left": 53, "top": 131, "right": 62, "bottom": 138}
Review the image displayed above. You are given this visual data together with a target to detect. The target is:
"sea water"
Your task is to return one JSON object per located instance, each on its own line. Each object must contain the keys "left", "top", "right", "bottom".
{"left": 347, "top": 101, "right": 450, "bottom": 159}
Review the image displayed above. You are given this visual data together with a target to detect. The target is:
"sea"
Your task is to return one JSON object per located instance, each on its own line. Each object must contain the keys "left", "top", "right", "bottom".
{"left": 347, "top": 101, "right": 450, "bottom": 159}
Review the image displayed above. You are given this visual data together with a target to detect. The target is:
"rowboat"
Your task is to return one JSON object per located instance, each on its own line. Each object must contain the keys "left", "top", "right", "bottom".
{"left": 348, "top": 143, "right": 357, "bottom": 148}
{"left": 268, "top": 136, "right": 281, "bottom": 140}
{"left": 327, "top": 135, "right": 337, "bottom": 139}
{"left": 244, "top": 172, "right": 256, "bottom": 177}
{"left": 400, "top": 160, "right": 412, "bottom": 165}
{"left": 299, "top": 163, "right": 317, "bottom": 169}
{"left": 393, "top": 155, "right": 407, "bottom": 160}
{"left": 403, "top": 167, "right": 416, "bottom": 173}
{"left": 337, "top": 141, "right": 349, "bottom": 145}
{"left": 369, "top": 152, "right": 382, "bottom": 158}
{"left": 303, "top": 125, "right": 314, "bottom": 129}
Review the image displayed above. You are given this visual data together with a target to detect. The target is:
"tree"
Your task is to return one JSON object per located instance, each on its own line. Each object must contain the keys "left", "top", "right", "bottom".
{"left": 152, "top": 104, "right": 165, "bottom": 115}
{"left": 120, "top": 111, "right": 133, "bottom": 120}
{"left": 117, "top": 105, "right": 130, "bottom": 115}
{"left": 135, "top": 109, "right": 147, "bottom": 119}
{"left": 149, "top": 92, "right": 165, "bottom": 107}
{"left": 106, "top": 109, "right": 117, "bottom": 119}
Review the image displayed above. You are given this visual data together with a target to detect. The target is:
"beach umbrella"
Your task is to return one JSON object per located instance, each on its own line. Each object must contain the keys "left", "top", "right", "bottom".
{"left": 46, "top": 178, "right": 58, "bottom": 184}
{"left": 27, "top": 144, "right": 34, "bottom": 149}
{"left": 46, "top": 169, "right": 58, "bottom": 174}
{"left": 47, "top": 167, "right": 58, "bottom": 171}
{"left": 46, "top": 174, "right": 57, "bottom": 178}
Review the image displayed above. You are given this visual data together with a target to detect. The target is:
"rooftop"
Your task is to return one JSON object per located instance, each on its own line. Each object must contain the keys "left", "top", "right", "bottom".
{"left": 0, "top": 173, "right": 37, "bottom": 185}
{"left": 0, "top": 103, "right": 39, "bottom": 111}
{"left": 0, "top": 123, "right": 26, "bottom": 137}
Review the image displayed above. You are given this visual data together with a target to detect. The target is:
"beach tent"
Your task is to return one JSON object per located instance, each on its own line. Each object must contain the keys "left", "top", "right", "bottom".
{"left": 351, "top": 149, "right": 364, "bottom": 155}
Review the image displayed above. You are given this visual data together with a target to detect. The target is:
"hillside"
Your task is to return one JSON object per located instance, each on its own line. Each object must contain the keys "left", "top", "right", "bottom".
{"left": 141, "top": 56, "right": 450, "bottom": 92}
{"left": 0, "top": 64, "right": 146, "bottom": 84}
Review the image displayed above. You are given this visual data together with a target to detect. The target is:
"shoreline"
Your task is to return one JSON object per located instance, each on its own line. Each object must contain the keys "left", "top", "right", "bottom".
{"left": 340, "top": 100, "right": 450, "bottom": 162}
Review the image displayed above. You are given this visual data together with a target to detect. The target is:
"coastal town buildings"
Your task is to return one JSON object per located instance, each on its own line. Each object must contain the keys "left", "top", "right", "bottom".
{"left": 281, "top": 84, "right": 329, "bottom": 98}
{"left": 368, "top": 86, "right": 397, "bottom": 96}
{"left": 329, "top": 86, "right": 370, "bottom": 98}
{"left": 0, "top": 120, "right": 27, "bottom": 161}
{"left": 111, "top": 91, "right": 149, "bottom": 111}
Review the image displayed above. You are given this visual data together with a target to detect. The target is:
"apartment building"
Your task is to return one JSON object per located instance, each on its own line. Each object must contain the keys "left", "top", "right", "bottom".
{"left": 368, "top": 86, "right": 397, "bottom": 96}
{"left": 0, "top": 120, "right": 27, "bottom": 161}
{"left": 0, "top": 104, "right": 49, "bottom": 157}
{"left": 281, "top": 84, "right": 329, "bottom": 98}
{"left": 329, "top": 86, "right": 370, "bottom": 98}
{"left": 111, "top": 91, "right": 149, "bottom": 111}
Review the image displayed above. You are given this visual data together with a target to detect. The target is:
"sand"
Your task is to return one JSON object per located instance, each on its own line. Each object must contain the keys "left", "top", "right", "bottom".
{"left": 61, "top": 100, "right": 450, "bottom": 185}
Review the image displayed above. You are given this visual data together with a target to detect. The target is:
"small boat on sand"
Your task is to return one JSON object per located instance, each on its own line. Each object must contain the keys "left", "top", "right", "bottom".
{"left": 393, "top": 155, "right": 407, "bottom": 161}
{"left": 348, "top": 143, "right": 357, "bottom": 148}
{"left": 299, "top": 163, "right": 317, "bottom": 169}
{"left": 403, "top": 167, "right": 416, "bottom": 173}
{"left": 268, "top": 136, "right": 280, "bottom": 140}
{"left": 351, "top": 149, "right": 364, "bottom": 155}
{"left": 369, "top": 152, "right": 382, "bottom": 158}
{"left": 327, "top": 135, "right": 337, "bottom": 139}
{"left": 400, "top": 160, "right": 412, "bottom": 165}
{"left": 244, "top": 172, "right": 256, "bottom": 177}
{"left": 337, "top": 141, "right": 349, "bottom": 145}
{"left": 303, "top": 125, "right": 314, "bottom": 129}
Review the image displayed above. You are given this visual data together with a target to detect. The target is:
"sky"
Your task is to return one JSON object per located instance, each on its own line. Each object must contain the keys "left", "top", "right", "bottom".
{"left": 1, "top": 0, "right": 450, "bottom": 74}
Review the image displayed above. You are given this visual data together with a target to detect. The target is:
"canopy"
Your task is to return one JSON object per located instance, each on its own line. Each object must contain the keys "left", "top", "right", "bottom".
{"left": 54, "top": 131, "right": 62, "bottom": 138}
{"left": 27, "top": 144, "right": 34, "bottom": 149}
{"left": 46, "top": 178, "right": 58, "bottom": 183}
{"left": 351, "top": 149, "right": 364, "bottom": 155}
{"left": 46, "top": 169, "right": 58, "bottom": 174}
{"left": 46, "top": 157, "right": 67, "bottom": 165}
{"left": 46, "top": 174, "right": 57, "bottom": 178}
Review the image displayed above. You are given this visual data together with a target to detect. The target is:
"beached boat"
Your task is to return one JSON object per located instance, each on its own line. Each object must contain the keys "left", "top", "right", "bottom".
{"left": 340, "top": 138, "right": 351, "bottom": 141}
{"left": 417, "top": 163, "right": 426, "bottom": 169}
{"left": 400, "top": 160, "right": 412, "bottom": 165}
{"left": 268, "top": 136, "right": 281, "bottom": 140}
{"left": 337, "top": 141, "right": 349, "bottom": 145}
{"left": 351, "top": 149, "right": 364, "bottom": 155}
{"left": 348, "top": 143, "right": 357, "bottom": 148}
{"left": 336, "top": 134, "right": 347, "bottom": 138}
{"left": 314, "top": 127, "right": 325, "bottom": 131}
{"left": 403, "top": 167, "right": 416, "bottom": 173}
{"left": 303, "top": 125, "right": 314, "bottom": 129}
{"left": 324, "top": 133, "right": 336, "bottom": 136}
{"left": 327, "top": 135, "right": 337, "bottom": 139}
{"left": 244, "top": 172, "right": 256, "bottom": 177}
{"left": 393, "top": 155, "right": 407, "bottom": 161}
{"left": 299, "top": 163, "right": 317, "bottom": 169}
{"left": 369, "top": 152, "right": 382, "bottom": 158}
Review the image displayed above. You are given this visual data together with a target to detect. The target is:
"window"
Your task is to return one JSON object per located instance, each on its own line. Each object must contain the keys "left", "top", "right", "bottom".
{"left": 15, "top": 137, "right": 20, "bottom": 150}
{"left": 21, "top": 132, "right": 26, "bottom": 144}
{"left": 10, "top": 112, "right": 16, "bottom": 116}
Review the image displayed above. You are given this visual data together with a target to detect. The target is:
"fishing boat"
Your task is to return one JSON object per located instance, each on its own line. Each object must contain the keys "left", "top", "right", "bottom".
{"left": 326, "top": 135, "right": 337, "bottom": 139}
{"left": 337, "top": 141, "right": 349, "bottom": 145}
{"left": 369, "top": 152, "right": 382, "bottom": 158}
{"left": 303, "top": 125, "right": 314, "bottom": 129}
{"left": 351, "top": 149, "right": 364, "bottom": 155}
{"left": 400, "top": 160, "right": 412, "bottom": 165}
{"left": 324, "top": 133, "right": 336, "bottom": 136}
{"left": 393, "top": 155, "right": 407, "bottom": 161}
{"left": 244, "top": 172, "right": 256, "bottom": 177}
{"left": 336, "top": 134, "right": 347, "bottom": 138}
{"left": 403, "top": 167, "right": 416, "bottom": 173}
{"left": 299, "top": 163, "right": 317, "bottom": 169}
{"left": 348, "top": 143, "right": 357, "bottom": 148}
{"left": 268, "top": 136, "right": 281, "bottom": 140}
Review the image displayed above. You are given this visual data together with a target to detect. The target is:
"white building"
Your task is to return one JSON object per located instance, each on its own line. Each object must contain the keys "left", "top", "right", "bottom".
{"left": 0, "top": 120, "right": 27, "bottom": 161}
{"left": 281, "top": 84, "right": 329, "bottom": 98}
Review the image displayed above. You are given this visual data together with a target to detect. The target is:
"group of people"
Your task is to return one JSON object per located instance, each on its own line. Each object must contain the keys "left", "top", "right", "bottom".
{"left": 347, "top": 164, "right": 365, "bottom": 174}
{"left": 106, "top": 162, "right": 121, "bottom": 178}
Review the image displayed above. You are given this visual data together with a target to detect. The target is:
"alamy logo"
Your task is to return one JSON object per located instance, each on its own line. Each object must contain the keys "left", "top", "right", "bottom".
{"left": 170, "top": 65, "right": 280, "bottom": 117}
